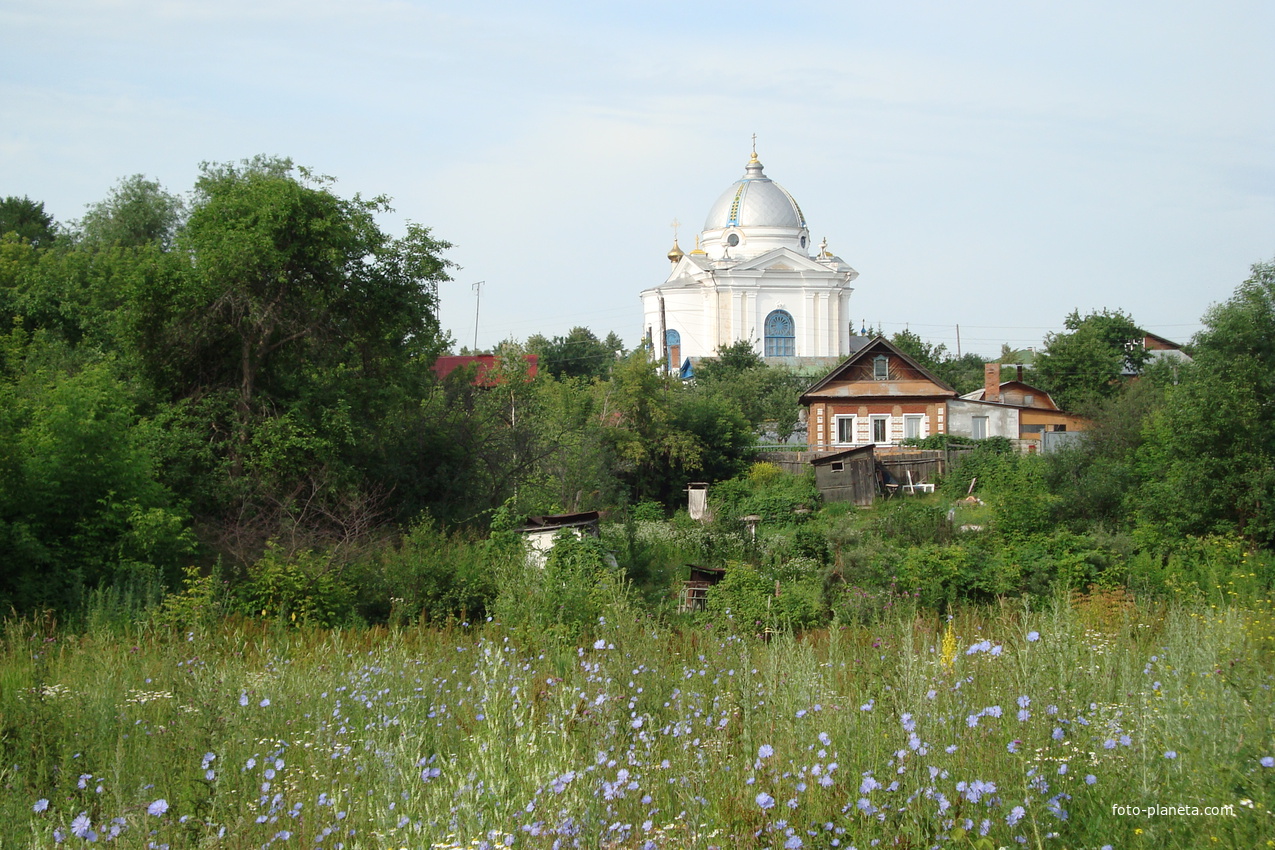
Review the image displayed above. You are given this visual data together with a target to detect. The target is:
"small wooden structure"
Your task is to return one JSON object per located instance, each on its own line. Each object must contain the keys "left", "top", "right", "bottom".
{"left": 687, "top": 482, "right": 710, "bottom": 522}
{"left": 679, "top": 565, "right": 725, "bottom": 613}
{"left": 810, "top": 444, "right": 878, "bottom": 506}
{"left": 516, "top": 511, "right": 602, "bottom": 567}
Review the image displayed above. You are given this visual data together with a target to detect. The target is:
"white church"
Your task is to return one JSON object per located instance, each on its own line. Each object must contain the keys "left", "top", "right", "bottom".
{"left": 641, "top": 149, "right": 859, "bottom": 372}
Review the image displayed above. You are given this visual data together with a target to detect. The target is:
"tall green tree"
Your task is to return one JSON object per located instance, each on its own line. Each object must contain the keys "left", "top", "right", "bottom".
{"left": 693, "top": 339, "right": 806, "bottom": 441}
{"left": 77, "top": 175, "right": 185, "bottom": 249}
{"left": 0, "top": 358, "right": 191, "bottom": 611}
{"left": 116, "top": 157, "right": 453, "bottom": 557}
{"left": 1136, "top": 259, "right": 1275, "bottom": 544}
{"left": 1033, "top": 309, "right": 1149, "bottom": 413}
{"left": 527, "top": 326, "right": 618, "bottom": 380}
{"left": 889, "top": 329, "right": 946, "bottom": 370}
{"left": 0, "top": 196, "right": 57, "bottom": 248}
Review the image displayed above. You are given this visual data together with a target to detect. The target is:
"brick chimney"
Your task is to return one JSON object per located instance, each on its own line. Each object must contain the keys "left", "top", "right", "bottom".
{"left": 984, "top": 363, "right": 1001, "bottom": 403}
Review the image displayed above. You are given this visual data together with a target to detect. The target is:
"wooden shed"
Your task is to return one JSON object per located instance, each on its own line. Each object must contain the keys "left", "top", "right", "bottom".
{"left": 679, "top": 565, "right": 726, "bottom": 613}
{"left": 811, "top": 445, "right": 878, "bottom": 506}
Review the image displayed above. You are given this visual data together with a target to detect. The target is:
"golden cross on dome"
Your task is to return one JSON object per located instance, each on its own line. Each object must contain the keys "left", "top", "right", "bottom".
{"left": 670, "top": 218, "right": 681, "bottom": 240}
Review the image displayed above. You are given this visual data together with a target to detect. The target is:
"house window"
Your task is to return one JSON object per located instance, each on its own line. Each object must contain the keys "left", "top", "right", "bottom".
{"left": 834, "top": 415, "right": 856, "bottom": 445}
{"left": 664, "top": 329, "right": 680, "bottom": 372}
{"left": 871, "top": 415, "right": 889, "bottom": 444}
{"left": 873, "top": 355, "right": 889, "bottom": 380}
{"left": 764, "top": 310, "right": 795, "bottom": 357}
{"left": 830, "top": 461, "right": 844, "bottom": 472}
{"left": 904, "top": 414, "right": 923, "bottom": 441}
{"left": 1024, "top": 394, "right": 1035, "bottom": 406}
{"left": 971, "top": 416, "right": 989, "bottom": 440}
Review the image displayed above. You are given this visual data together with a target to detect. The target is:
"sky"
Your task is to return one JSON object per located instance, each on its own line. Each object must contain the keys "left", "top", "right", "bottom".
{"left": 3, "top": 1, "right": 1272, "bottom": 357}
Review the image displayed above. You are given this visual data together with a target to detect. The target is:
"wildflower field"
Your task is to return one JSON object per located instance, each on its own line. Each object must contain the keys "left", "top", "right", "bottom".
{"left": 2, "top": 595, "right": 1274, "bottom": 849}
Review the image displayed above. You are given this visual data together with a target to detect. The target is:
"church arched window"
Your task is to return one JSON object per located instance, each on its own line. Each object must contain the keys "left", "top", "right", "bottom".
{"left": 764, "top": 310, "right": 795, "bottom": 357}
{"left": 664, "top": 329, "right": 681, "bottom": 372}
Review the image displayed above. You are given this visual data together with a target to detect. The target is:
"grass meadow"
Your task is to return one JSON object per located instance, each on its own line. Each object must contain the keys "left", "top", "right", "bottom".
{"left": 2, "top": 593, "right": 1274, "bottom": 849}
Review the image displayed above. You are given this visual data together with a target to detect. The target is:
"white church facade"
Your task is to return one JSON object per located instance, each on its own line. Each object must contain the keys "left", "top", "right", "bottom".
{"left": 641, "top": 150, "right": 859, "bottom": 371}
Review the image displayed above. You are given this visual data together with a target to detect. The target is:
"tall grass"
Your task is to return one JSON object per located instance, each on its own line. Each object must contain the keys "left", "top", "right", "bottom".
{"left": 2, "top": 593, "right": 1273, "bottom": 848}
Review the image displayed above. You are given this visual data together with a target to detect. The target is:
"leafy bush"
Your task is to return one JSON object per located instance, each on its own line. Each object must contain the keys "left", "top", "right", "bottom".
{"left": 371, "top": 520, "right": 498, "bottom": 625}
{"left": 1126, "top": 533, "right": 1271, "bottom": 604}
{"left": 710, "top": 463, "right": 820, "bottom": 525}
{"left": 940, "top": 436, "right": 1016, "bottom": 499}
{"left": 491, "top": 531, "right": 631, "bottom": 643}
{"left": 704, "top": 557, "right": 826, "bottom": 633}
{"left": 869, "top": 499, "right": 952, "bottom": 547}
{"left": 236, "top": 544, "right": 358, "bottom": 627}
{"left": 988, "top": 455, "right": 1061, "bottom": 537}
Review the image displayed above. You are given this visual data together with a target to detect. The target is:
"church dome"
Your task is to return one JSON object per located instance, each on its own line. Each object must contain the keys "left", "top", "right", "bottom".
{"left": 703, "top": 154, "right": 807, "bottom": 232}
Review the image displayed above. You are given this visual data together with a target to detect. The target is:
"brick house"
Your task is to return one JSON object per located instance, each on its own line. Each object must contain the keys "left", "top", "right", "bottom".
{"left": 800, "top": 337, "right": 956, "bottom": 450}
{"left": 951, "top": 363, "right": 1090, "bottom": 447}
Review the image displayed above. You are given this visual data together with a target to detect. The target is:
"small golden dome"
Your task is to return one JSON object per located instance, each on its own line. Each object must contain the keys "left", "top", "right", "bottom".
{"left": 667, "top": 238, "right": 685, "bottom": 264}
{"left": 689, "top": 234, "right": 707, "bottom": 256}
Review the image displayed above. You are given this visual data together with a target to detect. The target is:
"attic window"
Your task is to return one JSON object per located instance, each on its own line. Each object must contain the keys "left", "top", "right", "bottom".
{"left": 873, "top": 355, "right": 889, "bottom": 381}
{"left": 1024, "top": 394, "right": 1035, "bottom": 405}
{"left": 830, "top": 461, "right": 844, "bottom": 472}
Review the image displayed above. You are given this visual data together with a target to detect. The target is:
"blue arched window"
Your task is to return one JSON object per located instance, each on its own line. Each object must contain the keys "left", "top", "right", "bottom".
{"left": 764, "top": 309, "right": 795, "bottom": 357}
{"left": 664, "top": 329, "right": 681, "bottom": 372}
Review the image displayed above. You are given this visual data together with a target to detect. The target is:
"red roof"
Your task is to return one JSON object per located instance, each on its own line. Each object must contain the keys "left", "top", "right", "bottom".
{"left": 431, "top": 354, "right": 539, "bottom": 386}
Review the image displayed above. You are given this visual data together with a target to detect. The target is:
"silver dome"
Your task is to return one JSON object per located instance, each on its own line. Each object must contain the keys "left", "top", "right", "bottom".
{"left": 703, "top": 156, "right": 807, "bottom": 232}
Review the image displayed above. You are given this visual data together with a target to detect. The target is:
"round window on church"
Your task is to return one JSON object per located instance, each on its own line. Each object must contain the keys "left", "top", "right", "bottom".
{"left": 726, "top": 233, "right": 740, "bottom": 247}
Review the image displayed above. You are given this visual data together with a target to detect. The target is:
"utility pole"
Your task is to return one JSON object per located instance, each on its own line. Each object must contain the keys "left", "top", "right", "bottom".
{"left": 659, "top": 291, "right": 668, "bottom": 376}
{"left": 472, "top": 281, "right": 484, "bottom": 352}
{"left": 956, "top": 324, "right": 962, "bottom": 358}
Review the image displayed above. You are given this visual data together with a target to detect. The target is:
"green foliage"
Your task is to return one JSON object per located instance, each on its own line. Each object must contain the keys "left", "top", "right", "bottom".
{"left": 889, "top": 328, "right": 946, "bottom": 370}
{"left": 491, "top": 531, "right": 629, "bottom": 643}
{"left": 76, "top": 175, "right": 185, "bottom": 249}
{"left": 122, "top": 157, "right": 452, "bottom": 552}
{"left": 987, "top": 454, "right": 1061, "bottom": 537}
{"left": 0, "top": 196, "right": 57, "bottom": 248}
{"left": 669, "top": 390, "right": 755, "bottom": 486}
{"left": 903, "top": 433, "right": 977, "bottom": 451}
{"left": 1040, "top": 374, "right": 1167, "bottom": 531}
{"left": 1134, "top": 259, "right": 1275, "bottom": 546}
{"left": 151, "top": 565, "right": 233, "bottom": 632}
{"left": 710, "top": 463, "right": 820, "bottom": 525}
{"left": 0, "top": 360, "right": 191, "bottom": 612}
{"left": 1033, "top": 308, "right": 1148, "bottom": 413}
{"left": 932, "top": 352, "right": 993, "bottom": 395}
{"left": 236, "top": 545, "right": 358, "bottom": 628}
{"left": 631, "top": 501, "right": 665, "bottom": 523}
{"left": 526, "top": 326, "right": 619, "bottom": 380}
{"left": 370, "top": 520, "right": 499, "bottom": 625}
{"left": 694, "top": 339, "right": 809, "bottom": 440}
{"left": 869, "top": 498, "right": 952, "bottom": 547}
{"left": 1126, "top": 533, "right": 1272, "bottom": 603}
{"left": 940, "top": 436, "right": 1016, "bottom": 498}
{"left": 601, "top": 349, "right": 708, "bottom": 505}
{"left": 3, "top": 601, "right": 1274, "bottom": 848}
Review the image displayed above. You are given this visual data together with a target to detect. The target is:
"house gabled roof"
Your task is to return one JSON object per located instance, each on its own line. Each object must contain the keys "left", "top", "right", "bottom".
{"left": 960, "top": 380, "right": 1061, "bottom": 411}
{"left": 799, "top": 336, "right": 956, "bottom": 403}
{"left": 1142, "top": 331, "right": 1184, "bottom": 351}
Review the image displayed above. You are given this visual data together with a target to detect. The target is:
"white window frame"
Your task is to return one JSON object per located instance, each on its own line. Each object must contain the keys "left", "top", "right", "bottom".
{"left": 971, "top": 415, "right": 989, "bottom": 440}
{"left": 903, "top": 414, "right": 923, "bottom": 441}
{"left": 870, "top": 415, "right": 890, "bottom": 445}
{"left": 834, "top": 414, "right": 857, "bottom": 446}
